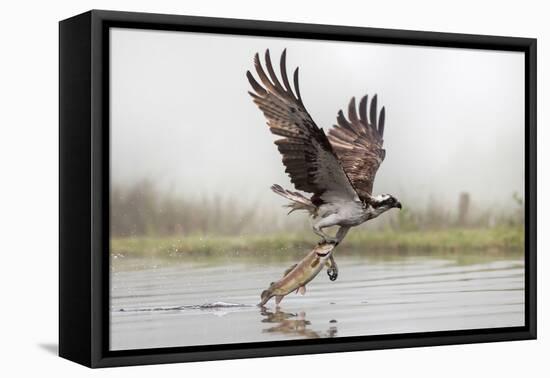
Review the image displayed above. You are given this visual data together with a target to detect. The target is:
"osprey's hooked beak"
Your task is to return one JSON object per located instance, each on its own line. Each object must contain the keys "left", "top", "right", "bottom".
{"left": 395, "top": 201, "right": 402, "bottom": 210}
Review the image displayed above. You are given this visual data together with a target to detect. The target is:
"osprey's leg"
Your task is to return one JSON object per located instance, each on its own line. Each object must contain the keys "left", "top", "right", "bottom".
{"left": 312, "top": 216, "right": 339, "bottom": 244}
{"left": 335, "top": 226, "right": 350, "bottom": 244}
{"left": 325, "top": 226, "right": 349, "bottom": 281}
{"left": 326, "top": 254, "right": 339, "bottom": 281}
{"left": 313, "top": 215, "right": 350, "bottom": 245}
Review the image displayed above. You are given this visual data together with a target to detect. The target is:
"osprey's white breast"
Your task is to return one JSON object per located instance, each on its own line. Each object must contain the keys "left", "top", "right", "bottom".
{"left": 317, "top": 200, "right": 391, "bottom": 228}
{"left": 318, "top": 201, "right": 370, "bottom": 227}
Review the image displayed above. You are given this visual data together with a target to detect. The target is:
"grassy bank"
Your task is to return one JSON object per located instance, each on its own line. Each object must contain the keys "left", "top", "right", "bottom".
{"left": 111, "top": 226, "right": 524, "bottom": 260}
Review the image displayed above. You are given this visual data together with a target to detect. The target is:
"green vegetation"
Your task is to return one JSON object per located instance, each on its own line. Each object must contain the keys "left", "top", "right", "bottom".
{"left": 346, "top": 226, "right": 523, "bottom": 252}
{"left": 111, "top": 226, "right": 524, "bottom": 260}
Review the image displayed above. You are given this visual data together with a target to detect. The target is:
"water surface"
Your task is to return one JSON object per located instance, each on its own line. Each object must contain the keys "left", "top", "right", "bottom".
{"left": 110, "top": 253, "right": 524, "bottom": 350}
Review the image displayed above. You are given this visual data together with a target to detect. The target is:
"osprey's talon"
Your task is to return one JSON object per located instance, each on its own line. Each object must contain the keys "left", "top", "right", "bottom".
{"left": 327, "top": 267, "right": 338, "bottom": 281}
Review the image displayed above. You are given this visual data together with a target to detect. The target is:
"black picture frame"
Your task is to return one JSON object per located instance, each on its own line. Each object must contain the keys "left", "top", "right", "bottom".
{"left": 59, "top": 9, "right": 537, "bottom": 368}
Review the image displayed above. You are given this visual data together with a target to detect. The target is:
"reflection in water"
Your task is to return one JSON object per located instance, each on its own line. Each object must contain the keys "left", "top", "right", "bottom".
{"left": 260, "top": 308, "right": 338, "bottom": 339}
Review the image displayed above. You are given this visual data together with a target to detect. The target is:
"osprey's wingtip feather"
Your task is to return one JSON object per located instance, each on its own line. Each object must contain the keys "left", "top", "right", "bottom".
{"left": 370, "top": 94, "right": 378, "bottom": 127}
{"left": 378, "top": 106, "right": 386, "bottom": 136}
{"left": 293, "top": 67, "right": 302, "bottom": 102}
{"left": 280, "top": 49, "right": 294, "bottom": 97}
{"left": 246, "top": 71, "right": 267, "bottom": 95}
{"left": 348, "top": 97, "right": 358, "bottom": 124}
{"left": 359, "top": 95, "right": 368, "bottom": 123}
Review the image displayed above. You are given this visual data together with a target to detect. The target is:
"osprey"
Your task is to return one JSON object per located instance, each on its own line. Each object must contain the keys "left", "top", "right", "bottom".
{"left": 247, "top": 49, "right": 402, "bottom": 257}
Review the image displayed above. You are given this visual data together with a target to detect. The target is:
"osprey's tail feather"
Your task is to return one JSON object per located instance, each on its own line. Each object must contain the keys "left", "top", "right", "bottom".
{"left": 271, "top": 184, "right": 317, "bottom": 216}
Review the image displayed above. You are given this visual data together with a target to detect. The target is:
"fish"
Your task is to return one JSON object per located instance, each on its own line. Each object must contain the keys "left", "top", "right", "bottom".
{"left": 258, "top": 242, "right": 336, "bottom": 306}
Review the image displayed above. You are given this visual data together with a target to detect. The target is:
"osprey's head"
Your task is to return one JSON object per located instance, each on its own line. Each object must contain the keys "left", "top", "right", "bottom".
{"left": 371, "top": 194, "right": 402, "bottom": 212}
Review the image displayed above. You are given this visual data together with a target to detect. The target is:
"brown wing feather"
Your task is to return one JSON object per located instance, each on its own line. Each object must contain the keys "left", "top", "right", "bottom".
{"left": 328, "top": 95, "right": 386, "bottom": 199}
{"left": 247, "top": 49, "right": 358, "bottom": 202}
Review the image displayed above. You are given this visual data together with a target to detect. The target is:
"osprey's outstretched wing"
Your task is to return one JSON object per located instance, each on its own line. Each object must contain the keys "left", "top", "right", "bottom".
{"left": 247, "top": 49, "right": 358, "bottom": 203}
{"left": 328, "top": 95, "right": 386, "bottom": 200}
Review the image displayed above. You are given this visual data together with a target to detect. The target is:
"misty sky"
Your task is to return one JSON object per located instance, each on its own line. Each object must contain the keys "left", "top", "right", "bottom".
{"left": 110, "top": 28, "right": 525, "bottom": 209}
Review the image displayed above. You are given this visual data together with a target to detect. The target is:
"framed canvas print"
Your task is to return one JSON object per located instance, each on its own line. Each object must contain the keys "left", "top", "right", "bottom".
{"left": 59, "top": 10, "right": 536, "bottom": 368}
